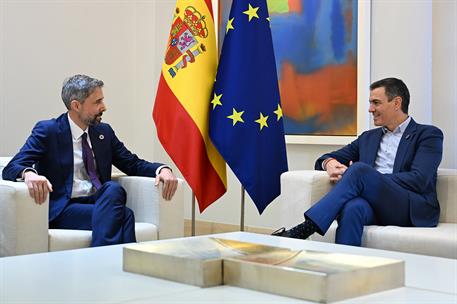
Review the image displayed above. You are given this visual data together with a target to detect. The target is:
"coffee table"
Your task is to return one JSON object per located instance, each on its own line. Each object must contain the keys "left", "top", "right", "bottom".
{"left": 1, "top": 232, "right": 456, "bottom": 303}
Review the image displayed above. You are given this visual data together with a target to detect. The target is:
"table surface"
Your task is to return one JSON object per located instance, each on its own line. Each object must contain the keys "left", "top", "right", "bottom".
{"left": 1, "top": 232, "right": 456, "bottom": 303}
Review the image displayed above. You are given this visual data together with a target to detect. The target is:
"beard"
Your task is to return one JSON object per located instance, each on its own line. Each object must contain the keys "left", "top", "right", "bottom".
{"left": 81, "top": 112, "right": 103, "bottom": 126}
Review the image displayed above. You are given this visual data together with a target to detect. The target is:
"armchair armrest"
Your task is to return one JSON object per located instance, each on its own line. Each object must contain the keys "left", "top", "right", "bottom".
{"left": 278, "top": 170, "right": 333, "bottom": 228}
{"left": 0, "top": 180, "right": 49, "bottom": 256}
{"left": 115, "top": 176, "right": 184, "bottom": 239}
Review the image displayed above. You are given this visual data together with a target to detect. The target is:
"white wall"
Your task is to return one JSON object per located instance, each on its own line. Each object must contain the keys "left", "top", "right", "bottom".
{"left": 1, "top": 0, "right": 455, "bottom": 229}
{"left": 0, "top": 0, "right": 175, "bottom": 162}
{"left": 371, "top": 0, "right": 433, "bottom": 124}
{"left": 432, "top": 0, "right": 457, "bottom": 169}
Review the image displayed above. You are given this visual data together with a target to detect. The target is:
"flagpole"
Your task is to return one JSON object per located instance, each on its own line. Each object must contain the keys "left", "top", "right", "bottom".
{"left": 191, "top": 192, "right": 196, "bottom": 236}
{"left": 240, "top": 186, "right": 245, "bottom": 231}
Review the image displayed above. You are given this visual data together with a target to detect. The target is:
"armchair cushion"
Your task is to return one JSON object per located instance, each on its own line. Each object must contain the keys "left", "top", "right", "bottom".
{"left": 0, "top": 181, "right": 49, "bottom": 256}
{"left": 48, "top": 222, "right": 157, "bottom": 252}
{"left": 311, "top": 222, "right": 457, "bottom": 259}
{"left": 280, "top": 168, "right": 457, "bottom": 259}
{"left": 115, "top": 175, "right": 184, "bottom": 239}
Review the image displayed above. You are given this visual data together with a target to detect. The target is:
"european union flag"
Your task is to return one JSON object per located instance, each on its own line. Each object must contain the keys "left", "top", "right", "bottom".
{"left": 209, "top": 0, "right": 288, "bottom": 214}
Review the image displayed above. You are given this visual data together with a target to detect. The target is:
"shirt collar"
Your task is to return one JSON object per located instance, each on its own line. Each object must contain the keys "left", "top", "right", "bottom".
{"left": 382, "top": 116, "right": 411, "bottom": 134}
{"left": 67, "top": 113, "right": 88, "bottom": 140}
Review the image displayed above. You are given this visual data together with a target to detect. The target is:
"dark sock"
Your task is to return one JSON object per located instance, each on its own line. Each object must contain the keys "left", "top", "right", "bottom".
{"left": 288, "top": 219, "right": 317, "bottom": 239}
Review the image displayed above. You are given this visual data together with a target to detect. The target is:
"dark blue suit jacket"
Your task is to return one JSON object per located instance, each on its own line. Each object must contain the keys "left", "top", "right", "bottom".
{"left": 2, "top": 113, "right": 163, "bottom": 221}
{"left": 315, "top": 118, "right": 443, "bottom": 227}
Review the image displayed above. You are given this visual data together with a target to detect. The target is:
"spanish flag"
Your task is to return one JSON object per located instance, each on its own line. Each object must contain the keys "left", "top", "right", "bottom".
{"left": 153, "top": 0, "right": 227, "bottom": 212}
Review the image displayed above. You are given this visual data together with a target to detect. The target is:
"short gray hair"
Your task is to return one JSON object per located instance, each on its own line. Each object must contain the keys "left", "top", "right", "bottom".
{"left": 61, "top": 74, "right": 104, "bottom": 110}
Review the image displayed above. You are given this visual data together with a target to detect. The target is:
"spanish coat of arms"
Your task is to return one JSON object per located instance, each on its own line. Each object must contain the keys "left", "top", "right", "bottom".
{"left": 165, "top": 6, "right": 209, "bottom": 78}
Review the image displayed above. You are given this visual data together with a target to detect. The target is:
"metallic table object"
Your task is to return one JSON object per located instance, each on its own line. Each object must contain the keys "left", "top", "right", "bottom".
{"left": 123, "top": 237, "right": 404, "bottom": 302}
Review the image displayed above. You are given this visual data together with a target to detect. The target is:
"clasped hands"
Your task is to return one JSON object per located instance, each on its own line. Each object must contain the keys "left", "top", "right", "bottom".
{"left": 325, "top": 159, "right": 353, "bottom": 182}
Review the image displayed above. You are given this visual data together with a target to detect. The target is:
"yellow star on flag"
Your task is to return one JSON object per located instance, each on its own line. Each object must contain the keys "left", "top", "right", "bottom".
{"left": 274, "top": 104, "right": 283, "bottom": 121}
{"left": 243, "top": 4, "right": 259, "bottom": 22}
{"left": 255, "top": 112, "right": 269, "bottom": 130}
{"left": 227, "top": 108, "right": 245, "bottom": 126}
{"left": 211, "top": 93, "right": 223, "bottom": 109}
{"left": 226, "top": 18, "right": 234, "bottom": 33}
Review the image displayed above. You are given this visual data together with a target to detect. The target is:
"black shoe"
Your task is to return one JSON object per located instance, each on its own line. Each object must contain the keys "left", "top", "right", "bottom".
{"left": 271, "top": 227, "right": 288, "bottom": 236}
{"left": 286, "top": 223, "right": 312, "bottom": 239}
{"left": 271, "top": 227, "right": 298, "bottom": 238}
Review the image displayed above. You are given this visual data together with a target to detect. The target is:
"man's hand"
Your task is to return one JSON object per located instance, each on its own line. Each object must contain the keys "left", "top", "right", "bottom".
{"left": 154, "top": 168, "right": 178, "bottom": 201}
{"left": 325, "top": 159, "right": 349, "bottom": 183}
{"left": 24, "top": 171, "right": 53, "bottom": 205}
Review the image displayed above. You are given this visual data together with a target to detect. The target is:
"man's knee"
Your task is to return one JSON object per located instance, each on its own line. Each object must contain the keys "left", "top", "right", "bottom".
{"left": 124, "top": 207, "right": 135, "bottom": 221}
{"left": 346, "top": 162, "right": 372, "bottom": 175}
{"left": 101, "top": 181, "right": 127, "bottom": 203}
{"left": 339, "top": 198, "right": 371, "bottom": 222}
{"left": 343, "top": 162, "right": 379, "bottom": 184}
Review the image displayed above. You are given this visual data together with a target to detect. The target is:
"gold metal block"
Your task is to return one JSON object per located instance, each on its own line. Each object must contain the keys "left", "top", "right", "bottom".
{"left": 224, "top": 250, "right": 404, "bottom": 303}
{"left": 123, "top": 237, "right": 404, "bottom": 302}
{"left": 123, "top": 237, "right": 287, "bottom": 287}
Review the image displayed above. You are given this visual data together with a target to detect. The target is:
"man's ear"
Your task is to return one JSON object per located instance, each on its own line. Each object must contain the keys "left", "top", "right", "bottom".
{"left": 394, "top": 96, "right": 402, "bottom": 111}
{"left": 70, "top": 100, "right": 80, "bottom": 112}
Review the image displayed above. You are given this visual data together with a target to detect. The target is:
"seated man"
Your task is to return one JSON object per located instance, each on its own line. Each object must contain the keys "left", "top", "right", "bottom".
{"left": 273, "top": 77, "right": 443, "bottom": 246}
{"left": 2, "top": 74, "right": 178, "bottom": 247}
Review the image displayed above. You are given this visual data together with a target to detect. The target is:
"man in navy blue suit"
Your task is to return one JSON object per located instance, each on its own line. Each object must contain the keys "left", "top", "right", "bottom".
{"left": 273, "top": 78, "right": 443, "bottom": 246}
{"left": 2, "top": 74, "right": 178, "bottom": 246}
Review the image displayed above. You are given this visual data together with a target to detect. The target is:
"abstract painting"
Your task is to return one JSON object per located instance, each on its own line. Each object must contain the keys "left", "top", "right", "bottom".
{"left": 219, "top": 0, "right": 358, "bottom": 137}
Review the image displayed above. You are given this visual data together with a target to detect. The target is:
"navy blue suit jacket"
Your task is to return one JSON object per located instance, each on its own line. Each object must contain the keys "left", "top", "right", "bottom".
{"left": 315, "top": 118, "right": 443, "bottom": 227}
{"left": 2, "top": 113, "right": 163, "bottom": 221}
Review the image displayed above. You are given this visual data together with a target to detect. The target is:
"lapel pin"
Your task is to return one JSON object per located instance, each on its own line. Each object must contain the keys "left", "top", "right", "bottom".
{"left": 405, "top": 134, "right": 410, "bottom": 139}
{"left": 99, "top": 134, "right": 104, "bottom": 140}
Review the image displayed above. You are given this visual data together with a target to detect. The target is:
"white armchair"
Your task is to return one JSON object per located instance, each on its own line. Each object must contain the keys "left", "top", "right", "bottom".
{"left": 0, "top": 157, "right": 184, "bottom": 256}
{"left": 280, "top": 168, "right": 457, "bottom": 259}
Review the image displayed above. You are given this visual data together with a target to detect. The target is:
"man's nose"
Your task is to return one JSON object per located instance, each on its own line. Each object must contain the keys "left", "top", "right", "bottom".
{"left": 368, "top": 104, "right": 374, "bottom": 112}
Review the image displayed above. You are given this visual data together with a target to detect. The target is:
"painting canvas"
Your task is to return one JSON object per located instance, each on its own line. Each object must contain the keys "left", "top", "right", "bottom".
{"left": 218, "top": 0, "right": 358, "bottom": 137}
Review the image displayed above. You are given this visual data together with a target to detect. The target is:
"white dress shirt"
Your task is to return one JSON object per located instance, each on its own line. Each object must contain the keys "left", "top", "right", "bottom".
{"left": 374, "top": 116, "right": 411, "bottom": 174}
{"left": 68, "top": 114, "right": 96, "bottom": 198}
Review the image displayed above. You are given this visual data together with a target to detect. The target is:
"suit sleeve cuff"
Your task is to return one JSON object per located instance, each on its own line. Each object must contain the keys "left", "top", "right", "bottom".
{"left": 321, "top": 158, "right": 335, "bottom": 170}
{"left": 17, "top": 167, "right": 37, "bottom": 181}
{"left": 155, "top": 165, "right": 171, "bottom": 177}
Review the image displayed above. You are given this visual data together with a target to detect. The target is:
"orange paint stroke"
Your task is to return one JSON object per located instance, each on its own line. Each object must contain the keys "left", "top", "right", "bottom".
{"left": 279, "top": 60, "right": 357, "bottom": 122}
{"left": 288, "top": 0, "right": 302, "bottom": 13}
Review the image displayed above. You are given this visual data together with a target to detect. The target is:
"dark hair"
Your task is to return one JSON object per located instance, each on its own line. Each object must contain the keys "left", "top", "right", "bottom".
{"left": 370, "top": 78, "right": 410, "bottom": 114}
{"left": 61, "top": 74, "right": 104, "bottom": 110}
